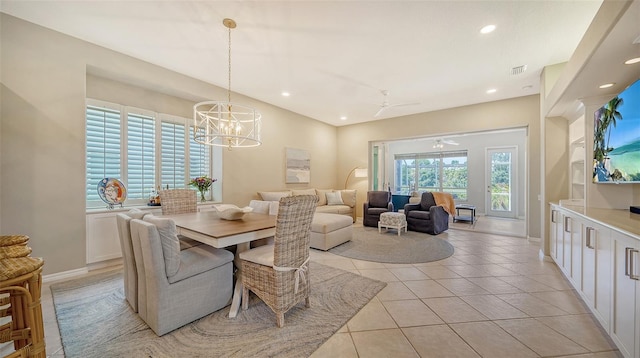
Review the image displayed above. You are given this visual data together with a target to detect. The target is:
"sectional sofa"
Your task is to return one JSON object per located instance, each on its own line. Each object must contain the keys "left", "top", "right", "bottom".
{"left": 256, "top": 189, "right": 357, "bottom": 222}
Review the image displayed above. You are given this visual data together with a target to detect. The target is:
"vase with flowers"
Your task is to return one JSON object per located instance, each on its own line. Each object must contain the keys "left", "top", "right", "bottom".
{"left": 189, "top": 176, "right": 217, "bottom": 202}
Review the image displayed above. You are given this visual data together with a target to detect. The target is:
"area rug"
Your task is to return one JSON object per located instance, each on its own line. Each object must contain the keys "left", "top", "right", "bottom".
{"left": 51, "top": 262, "right": 385, "bottom": 358}
{"left": 328, "top": 226, "right": 454, "bottom": 263}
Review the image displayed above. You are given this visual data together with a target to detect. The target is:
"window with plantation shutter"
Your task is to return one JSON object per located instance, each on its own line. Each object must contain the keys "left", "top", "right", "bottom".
{"left": 85, "top": 99, "right": 219, "bottom": 208}
{"left": 86, "top": 104, "right": 121, "bottom": 204}
{"left": 161, "top": 120, "right": 186, "bottom": 189}
{"left": 127, "top": 111, "right": 156, "bottom": 200}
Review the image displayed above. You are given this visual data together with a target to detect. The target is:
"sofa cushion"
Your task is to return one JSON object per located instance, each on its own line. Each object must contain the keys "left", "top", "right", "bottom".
{"left": 326, "top": 191, "right": 344, "bottom": 205}
{"left": 258, "top": 191, "right": 291, "bottom": 201}
{"left": 143, "top": 215, "right": 181, "bottom": 277}
{"left": 292, "top": 188, "right": 316, "bottom": 196}
{"left": 315, "top": 189, "right": 333, "bottom": 206}
{"left": 339, "top": 189, "right": 356, "bottom": 208}
{"left": 311, "top": 213, "right": 352, "bottom": 234}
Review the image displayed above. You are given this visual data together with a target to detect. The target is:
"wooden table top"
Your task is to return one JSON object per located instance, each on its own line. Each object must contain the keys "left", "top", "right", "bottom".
{"left": 161, "top": 211, "right": 276, "bottom": 239}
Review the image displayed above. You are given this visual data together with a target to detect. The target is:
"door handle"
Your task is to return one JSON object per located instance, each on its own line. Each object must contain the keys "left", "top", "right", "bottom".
{"left": 585, "top": 227, "right": 595, "bottom": 249}
{"left": 563, "top": 216, "right": 570, "bottom": 233}
{"left": 551, "top": 210, "right": 557, "bottom": 223}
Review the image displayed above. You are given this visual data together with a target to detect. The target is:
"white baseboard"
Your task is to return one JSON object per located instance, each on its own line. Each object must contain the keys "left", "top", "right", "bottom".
{"left": 527, "top": 236, "right": 541, "bottom": 242}
{"left": 43, "top": 267, "right": 89, "bottom": 283}
{"left": 43, "top": 258, "right": 123, "bottom": 283}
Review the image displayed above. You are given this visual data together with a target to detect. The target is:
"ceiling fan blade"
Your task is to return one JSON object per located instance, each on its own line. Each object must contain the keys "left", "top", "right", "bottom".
{"left": 388, "top": 102, "right": 421, "bottom": 108}
{"left": 374, "top": 106, "right": 387, "bottom": 117}
{"left": 442, "top": 139, "right": 459, "bottom": 145}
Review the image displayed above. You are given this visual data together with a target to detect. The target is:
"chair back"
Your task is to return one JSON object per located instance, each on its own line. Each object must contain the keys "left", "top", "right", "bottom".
{"left": 273, "top": 195, "right": 318, "bottom": 268}
{"left": 160, "top": 189, "right": 197, "bottom": 215}
{"left": 367, "top": 191, "right": 391, "bottom": 208}
{"left": 420, "top": 192, "right": 437, "bottom": 210}
{"left": 116, "top": 213, "right": 138, "bottom": 312}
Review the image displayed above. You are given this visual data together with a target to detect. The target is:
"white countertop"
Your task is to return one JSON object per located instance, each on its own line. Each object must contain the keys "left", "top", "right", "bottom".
{"left": 553, "top": 203, "right": 640, "bottom": 239}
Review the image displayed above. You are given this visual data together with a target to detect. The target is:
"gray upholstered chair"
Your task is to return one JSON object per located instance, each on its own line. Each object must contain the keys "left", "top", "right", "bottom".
{"left": 239, "top": 195, "right": 318, "bottom": 327}
{"left": 404, "top": 192, "right": 449, "bottom": 235}
{"left": 116, "top": 210, "right": 147, "bottom": 312}
{"left": 363, "top": 191, "right": 394, "bottom": 227}
{"left": 129, "top": 216, "right": 234, "bottom": 336}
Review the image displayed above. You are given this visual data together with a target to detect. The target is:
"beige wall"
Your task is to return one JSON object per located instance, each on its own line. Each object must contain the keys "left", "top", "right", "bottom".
{"left": 338, "top": 95, "right": 542, "bottom": 238}
{"left": 1, "top": 14, "right": 336, "bottom": 274}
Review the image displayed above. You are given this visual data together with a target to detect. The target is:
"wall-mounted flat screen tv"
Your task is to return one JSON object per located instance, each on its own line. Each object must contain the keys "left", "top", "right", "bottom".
{"left": 593, "top": 78, "right": 640, "bottom": 183}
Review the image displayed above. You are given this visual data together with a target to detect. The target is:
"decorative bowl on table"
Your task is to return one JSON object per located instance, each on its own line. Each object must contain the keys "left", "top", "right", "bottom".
{"left": 212, "top": 204, "right": 253, "bottom": 220}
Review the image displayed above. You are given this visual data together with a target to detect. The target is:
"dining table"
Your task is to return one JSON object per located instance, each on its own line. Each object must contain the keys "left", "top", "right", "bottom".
{"left": 160, "top": 211, "right": 276, "bottom": 318}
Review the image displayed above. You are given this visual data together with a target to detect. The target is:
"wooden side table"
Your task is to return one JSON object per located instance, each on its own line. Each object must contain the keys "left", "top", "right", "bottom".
{"left": 454, "top": 204, "right": 476, "bottom": 224}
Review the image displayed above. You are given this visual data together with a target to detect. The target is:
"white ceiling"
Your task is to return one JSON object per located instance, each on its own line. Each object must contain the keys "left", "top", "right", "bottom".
{"left": 1, "top": 1, "right": 604, "bottom": 126}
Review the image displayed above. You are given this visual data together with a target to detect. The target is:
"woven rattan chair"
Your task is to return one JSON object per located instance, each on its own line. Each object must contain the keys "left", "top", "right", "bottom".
{"left": 159, "top": 189, "right": 197, "bottom": 215}
{"left": 0, "top": 235, "right": 29, "bottom": 247}
{"left": 0, "top": 256, "right": 46, "bottom": 358}
{"left": 158, "top": 189, "right": 202, "bottom": 250}
{"left": 239, "top": 195, "right": 318, "bottom": 327}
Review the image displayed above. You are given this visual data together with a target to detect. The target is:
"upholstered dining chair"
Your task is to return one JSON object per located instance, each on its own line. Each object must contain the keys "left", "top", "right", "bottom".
{"left": 129, "top": 216, "right": 234, "bottom": 336}
{"left": 363, "top": 191, "right": 394, "bottom": 227}
{"left": 239, "top": 195, "right": 318, "bottom": 327}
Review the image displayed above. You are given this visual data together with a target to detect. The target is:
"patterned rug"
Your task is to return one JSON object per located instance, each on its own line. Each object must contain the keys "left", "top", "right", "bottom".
{"left": 328, "top": 226, "right": 454, "bottom": 263}
{"left": 51, "top": 262, "right": 385, "bottom": 358}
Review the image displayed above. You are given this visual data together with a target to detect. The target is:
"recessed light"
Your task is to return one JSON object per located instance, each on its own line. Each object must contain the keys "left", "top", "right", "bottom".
{"left": 480, "top": 25, "right": 496, "bottom": 34}
{"left": 281, "top": 92, "right": 290, "bottom": 97}
{"left": 599, "top": 83, "right": 615, "bottom": 89}
{"left": 625, "top": 57, "right": 640, "bottom": 65}
{"left": 486, "top": 88, "right": 497, "bottom": 94}
{"left": 340, "top": 116, "right": 347, "bottom": 121}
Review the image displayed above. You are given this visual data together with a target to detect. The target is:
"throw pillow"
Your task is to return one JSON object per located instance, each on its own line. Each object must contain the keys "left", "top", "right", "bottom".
{"left": 249, "top": 200, "right": 271, "bottom": 214}
{"left": 143, "top": 215, "right": 181, "bottom": 277}
{"left": 315, "top": 189, "right": 333, "bottom": 206}
{"left": 339, "top": 189, "right": 356, "bottom": 207}
{"left": 326, "top": 191, "right": 344, "bottom": 205}
{"left": 258, "top": 191, "right": 291, "bottom": 201}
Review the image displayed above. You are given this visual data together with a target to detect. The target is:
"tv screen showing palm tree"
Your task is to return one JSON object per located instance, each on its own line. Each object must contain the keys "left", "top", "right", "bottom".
{"left": 593, "top": 78, "right": 640, "bottom": 183}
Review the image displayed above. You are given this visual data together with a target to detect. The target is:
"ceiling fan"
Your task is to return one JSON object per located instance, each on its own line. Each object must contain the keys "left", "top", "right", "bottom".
{"left": 433, "top": 138, "right": 459, "bottom": 148}
{"left": 374, "top": 90, "right": 420, "bottom": 118}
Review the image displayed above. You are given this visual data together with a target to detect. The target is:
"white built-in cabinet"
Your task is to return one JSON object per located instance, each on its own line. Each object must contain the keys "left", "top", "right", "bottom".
{"left": 86, "top": 204, "right": 217, "bottom": 264}
{"left": 550, "top": 204, "right": 640, "bottom": 358}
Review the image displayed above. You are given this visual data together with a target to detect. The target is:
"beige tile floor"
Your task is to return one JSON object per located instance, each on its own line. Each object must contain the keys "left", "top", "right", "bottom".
{"left": 3, "top": 221, "right": 622, "bottom": 358}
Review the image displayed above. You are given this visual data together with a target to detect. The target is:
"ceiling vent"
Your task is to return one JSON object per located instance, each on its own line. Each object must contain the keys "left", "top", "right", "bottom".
{"left": 510, "top": 65, "right": 527, "bottom": 76}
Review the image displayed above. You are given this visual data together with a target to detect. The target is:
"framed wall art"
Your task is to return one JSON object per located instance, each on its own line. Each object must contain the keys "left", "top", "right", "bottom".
{"left": 285, "top": 147, "right": 310, "bottom": 183}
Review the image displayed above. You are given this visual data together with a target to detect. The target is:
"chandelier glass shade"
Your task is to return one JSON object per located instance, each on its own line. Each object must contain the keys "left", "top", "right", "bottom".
{"left": 193, "top": 18, "right": 262, "bottom": 148}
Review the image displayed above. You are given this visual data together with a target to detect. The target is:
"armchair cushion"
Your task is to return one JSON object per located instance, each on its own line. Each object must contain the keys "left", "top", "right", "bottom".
{"left": 143, "top": 216, "right": 180, "bottom": 277}
{"left": 238, "top": 244, "right": 274, "bottom": 267}
{"left": 419, "top": 193, "right": 437, "bottom": 211}
{"left": 369, "top": 191, "right": 391, "bottom": 208}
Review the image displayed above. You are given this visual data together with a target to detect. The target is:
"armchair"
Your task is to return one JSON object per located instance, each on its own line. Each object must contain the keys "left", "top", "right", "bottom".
{"left": 363, "top": 191, "right": 394, "bottom": 227}
{"left": 404, "top": 192, "right": 449, "bottom": 235}
{"left": 129, "top": 216, "right": 234, "bottom": 336}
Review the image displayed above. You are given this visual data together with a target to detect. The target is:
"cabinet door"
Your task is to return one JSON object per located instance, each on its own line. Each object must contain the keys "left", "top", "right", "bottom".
{"left": 562, "top": 213, "right": 572, "bottom": 275}
{"left": 570, "top": 216, "right": 583, "bottom": 287}
{"left": 86, "top": 213, "right": 121, "bottom": 264}
{"left": 611, "top": 231, "right": 640, "bottom": 358}
{"left": 550, "top": 207, "right": 558, "bottom": 261}
{"left": 581, "top": 221, "right": 611, "bottom": 329}
{"left": 555, "top": 211, "right": 565, "bottom": 267}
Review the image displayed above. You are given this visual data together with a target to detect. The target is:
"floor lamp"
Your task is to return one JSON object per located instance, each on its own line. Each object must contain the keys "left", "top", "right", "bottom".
{"left": 344, "top": 167, "right": 368, "bottom": 189}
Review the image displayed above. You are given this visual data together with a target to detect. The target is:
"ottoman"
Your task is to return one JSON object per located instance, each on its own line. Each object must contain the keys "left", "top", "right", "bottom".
{"left": 378, "top": 212, "right": 407, "bottom": 236}
{"left": 310, "top": 213, "right": 353, "bottom": 250}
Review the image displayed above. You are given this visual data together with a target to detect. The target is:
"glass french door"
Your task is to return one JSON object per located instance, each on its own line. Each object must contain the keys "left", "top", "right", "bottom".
{"left": 486, "top": 147, "right": 516, "bottom": 218}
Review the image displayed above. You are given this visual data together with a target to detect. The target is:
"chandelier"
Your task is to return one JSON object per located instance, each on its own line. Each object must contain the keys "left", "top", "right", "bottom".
{"left": 194, "top": 18, "right": 262, "bottom": 149}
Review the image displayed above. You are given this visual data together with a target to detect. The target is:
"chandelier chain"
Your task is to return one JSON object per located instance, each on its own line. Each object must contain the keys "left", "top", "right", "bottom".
{"left": 227, "top": 22, "right": 232, "bottom": 105}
